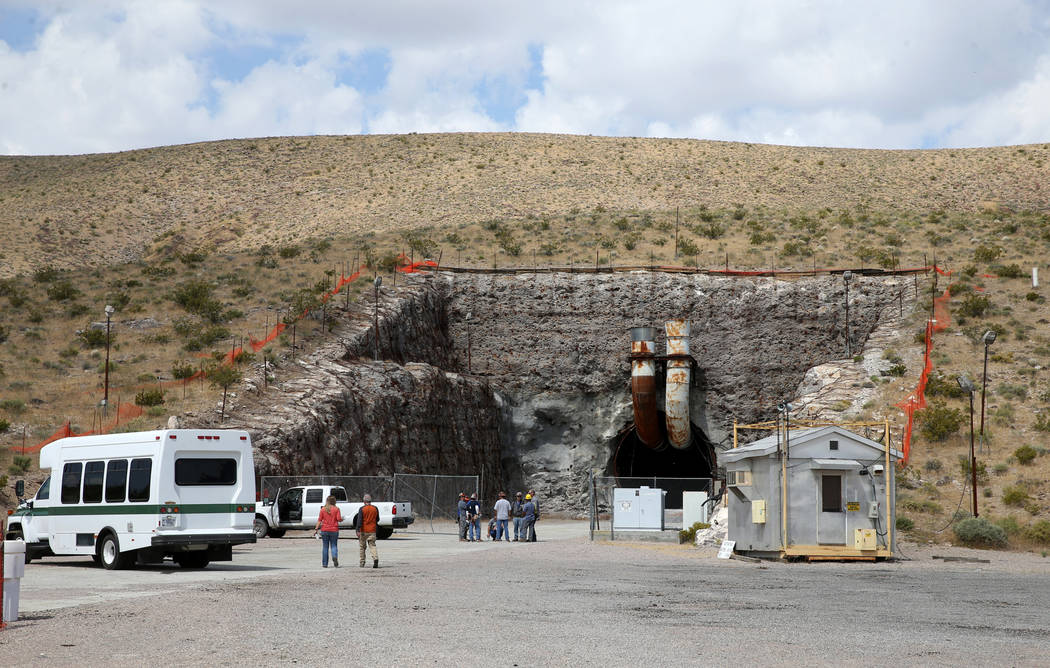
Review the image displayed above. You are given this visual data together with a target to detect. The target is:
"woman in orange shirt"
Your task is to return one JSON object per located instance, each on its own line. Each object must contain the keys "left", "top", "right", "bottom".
{"left": 315, "top": 495, "right": 343, "bottom": 567}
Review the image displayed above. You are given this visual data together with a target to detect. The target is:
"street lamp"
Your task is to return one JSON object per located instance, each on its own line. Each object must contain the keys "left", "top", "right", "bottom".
{"left": 842, "top": 271, "right": 853, "bottom": 357}
{"left": 957, "top": 374, "right": 978, "bottom": 517}
{"left": 103, "top": 304, "right": 114, "bottom": 416}
{"left": 373, "top": 276, "right": 383, "bottom": 361}
{"left": 980, "top": 330, "right": 996, "bottom": 441}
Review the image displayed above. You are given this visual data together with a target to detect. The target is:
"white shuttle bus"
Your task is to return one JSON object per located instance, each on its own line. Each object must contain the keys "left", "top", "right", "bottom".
{"left": 6, "top": 429, "right": 257, "bottom": 569}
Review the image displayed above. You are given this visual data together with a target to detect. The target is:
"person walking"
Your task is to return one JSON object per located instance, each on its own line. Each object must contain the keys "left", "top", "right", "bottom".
{"left": 493, "top": 491, "right": 511, "bottom": 542}
{"left": 457, "top": 492, "right": 469, "bottom": 542}
{"left": 522, "top": 494, "right": 537, "bottom": 543}
{"left": 354, "top": 494, "right": 380, "bottom": 568}
{"left": 466, "top": 492, "right": 481, "bottom": 542}
{"left": 511, "top": 491, "right": 525, "bottom": 541}
{"left": 314, "top": 494, "right": 343, "bottom": 568}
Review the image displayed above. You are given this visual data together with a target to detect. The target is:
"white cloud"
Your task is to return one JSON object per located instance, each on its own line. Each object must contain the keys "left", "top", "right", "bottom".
{"left": 2, "top": 0, "right": 1050, "bottom": 153}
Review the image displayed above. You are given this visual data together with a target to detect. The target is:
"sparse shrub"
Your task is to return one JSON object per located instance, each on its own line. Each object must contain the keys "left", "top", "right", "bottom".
{"left": 697, "top": 223, "right": 725, "bottom": 239}
{"left": 1002, "top": 485, "right": 1029, "bottom": 507}
{"left": 958, "top": 456, "right": 989, "bottom": 484}
{"left": 998, "top": 383, "right": 1028, "bottom": 401}
{"left": 990, "top": 263, "right": 1025, "bottom": 279}
{"left": 679, "top": 521, "right": 710, "bottom": 543}
{"left": 9, "top": 454, "right": 31, "bottom": 475}
{"left": 678, "top": 237, "right": 700, "bottom": 256}
{"left": 278, "top": 245, "right": 301, "bottom": 259}
{"left": 1025, "top": 520, "right": 1050, "bottom": 545}
{"left": 884, "top": 364, "right": 907, "bottom": 377}
{"left": 0, "top": 418, "right": 8, "bottom": 432}
{"left": 899, "top": 498, "right": 943, "bottom": 514}
{"left": 953, "top": 517, "right": 1007, "bottom": 548}
{"left": 0, "top": 324, "right": 6, "bottom": 344}
{"left": 179, "top": 249, "right": 208, "bottom": 264}
{"left": 134, "top": 388, "right": 165, "bottom": 407}
{"left": 1015, "top": 445, "right": 1038, "bottom": 465}
{"left": 46, "top": 280, "right": 80, "bottom": 301}
{"left": 957, "top": 294, "right": 991, "bottom": 318}
{"left": 172, "top": 361, "right": 196, "bottom": 380}
{"left": 895, "top": 516, "right": 915, "bottom": 531}
{"left": 1035, "top": 412, "right": 1050, "bottom": 432}
{"left": 79, "top": 327, "right": 110, "bottom": 348}
{"left": 917, "top": 402, "right": 964, "bottom": 442}
{"left": 171, "top": 281, "right": 223, "bottom": 322}
{"left": 994, "top": 462, "right": 1009, "bottom": 475}
{"left": 923, "top": 459, "right": 943, "bottom": 473}
{"left": 781, "top": 240, "right": 812, "bottom": 257}
{"left": 33, "top": 266, "right": 60, "bottom": 283}
{"left": 973, "top": 244, "right": 1002, "bottom": 263}
{"left": 925, "top": 372, "right": 966, "bottom": 399}
{"left": 993, "top": 516, "right": 1022, "bottom": 536}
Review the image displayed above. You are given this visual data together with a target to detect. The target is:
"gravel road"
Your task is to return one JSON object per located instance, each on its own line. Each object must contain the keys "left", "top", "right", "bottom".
{"left": 3, "top": 522, "right": 1050, "bottom": 666}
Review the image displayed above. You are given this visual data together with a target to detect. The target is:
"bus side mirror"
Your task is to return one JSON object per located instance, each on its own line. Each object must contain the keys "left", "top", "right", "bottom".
{"left": 15, "top": 480, "right": 24, "bottom": 497}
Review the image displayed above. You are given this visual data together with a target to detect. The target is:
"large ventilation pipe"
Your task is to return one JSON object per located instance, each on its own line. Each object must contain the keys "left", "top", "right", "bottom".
{"left": 629, "top": 327, "right": 663, "bottom": 449}
{"left": 665, "top": 319, "right": 692, "bottom": 449}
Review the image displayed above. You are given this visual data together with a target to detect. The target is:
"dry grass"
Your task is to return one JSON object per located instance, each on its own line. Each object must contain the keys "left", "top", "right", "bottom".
{"left": 1, "top": 132, "right": 1049, "bottom": 549}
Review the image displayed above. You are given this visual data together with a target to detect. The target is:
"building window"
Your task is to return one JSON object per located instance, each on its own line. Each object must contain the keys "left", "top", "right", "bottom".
{"left": 829, "top": 440, "right": 839, "bottom": 451}
{"left": 821, "top": 474, "right": 842, "bottom": 512}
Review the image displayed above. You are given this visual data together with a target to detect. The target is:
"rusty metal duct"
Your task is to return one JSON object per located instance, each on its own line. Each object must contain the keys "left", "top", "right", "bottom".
{"left": 629, "top": 327, "right": 663, "bottom": 449}
{"left": 664, "top": 319, "right": 693, "bottom": 449}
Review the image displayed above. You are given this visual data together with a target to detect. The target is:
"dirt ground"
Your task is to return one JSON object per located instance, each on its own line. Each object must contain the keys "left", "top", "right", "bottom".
{"left": 3, "top": 521, "right": 1049, "bottom": 666}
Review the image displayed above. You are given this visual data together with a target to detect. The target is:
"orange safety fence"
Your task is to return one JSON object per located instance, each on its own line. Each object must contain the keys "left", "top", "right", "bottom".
{"left": 895, "top": 270, "right": 954, "bottom": 465}
{"left": 18, "top": 403, "right": 145, "bottom": 454}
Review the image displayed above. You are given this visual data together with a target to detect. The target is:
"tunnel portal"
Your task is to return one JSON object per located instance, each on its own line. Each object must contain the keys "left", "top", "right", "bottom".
{"left": 610, "top": 416, "right": 717, "bottom": 508}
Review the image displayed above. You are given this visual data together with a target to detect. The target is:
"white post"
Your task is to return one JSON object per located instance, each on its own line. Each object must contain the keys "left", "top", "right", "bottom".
{"left": 1033, "top": 267, "right": 1039, "bottom": 288}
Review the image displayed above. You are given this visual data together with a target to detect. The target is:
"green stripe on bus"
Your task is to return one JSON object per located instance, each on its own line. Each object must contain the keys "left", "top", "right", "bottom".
{"left": 14, "top": 504, "right": 253, "bottom": 516}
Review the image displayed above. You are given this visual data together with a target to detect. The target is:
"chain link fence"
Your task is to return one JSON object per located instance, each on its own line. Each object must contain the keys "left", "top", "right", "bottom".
{"left": 588, "top": 475, "right": 713, "bottom": 538}
{"left": 259, "top": 473, "right": 478, "bottom": 535}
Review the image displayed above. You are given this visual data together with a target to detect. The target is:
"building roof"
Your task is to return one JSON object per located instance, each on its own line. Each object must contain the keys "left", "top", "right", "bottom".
{"left": 721, "top": 425, "right": 902, "bottom": 464}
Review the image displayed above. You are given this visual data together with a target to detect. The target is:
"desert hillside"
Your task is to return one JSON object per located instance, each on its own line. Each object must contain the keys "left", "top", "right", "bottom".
{"left": 2, "top": 133, "right": 1049, "bottom": 276}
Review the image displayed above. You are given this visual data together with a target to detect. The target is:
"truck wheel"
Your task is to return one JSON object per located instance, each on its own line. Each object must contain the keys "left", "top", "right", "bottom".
{"left": 8, "top": 527, "right": 32, "bottom": 563}
{"left": 174, "top": 552, "right": 210, "bottom": 569}
{"left": 377, "top": 527, "right": 394, "bottom": 540}
{"left": 267, "top": 528, "right": 286, "bottom": 538}
{"left": 99, "top": 533, "right": 131, "bottom": 570}
{"left": 253, "top": 516, "right": 270, "bottom": 539}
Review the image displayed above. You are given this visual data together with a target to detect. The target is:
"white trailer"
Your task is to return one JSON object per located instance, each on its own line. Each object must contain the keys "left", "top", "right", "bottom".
{"left": 6, "top": 429, "right": 257, "bottom": 569}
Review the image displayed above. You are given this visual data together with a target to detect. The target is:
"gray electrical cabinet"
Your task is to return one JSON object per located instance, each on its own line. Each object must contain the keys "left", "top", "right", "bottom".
{"left": 613, "top": 486, "right": 665, "bottom": 531}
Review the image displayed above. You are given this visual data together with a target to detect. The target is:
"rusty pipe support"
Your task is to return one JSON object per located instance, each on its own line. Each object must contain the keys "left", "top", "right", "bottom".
{"left": 665, "top": 319, "right": 693, "bottom": 449}
{"left": 629, "top": 327, "right": 663, "bottom": 449}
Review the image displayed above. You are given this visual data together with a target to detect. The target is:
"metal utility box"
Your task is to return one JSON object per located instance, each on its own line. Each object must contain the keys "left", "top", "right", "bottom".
{"left": 751, "top": 499, "right": 767, "bottom": 524}
{"left": 613, "top": 486, "right": 666, "bottom": 531}
{"left": 682, "top": 491, "right": 709, "bottom": 528}
{"left": 854, "top": 528, "right": 877, "bottom": 550}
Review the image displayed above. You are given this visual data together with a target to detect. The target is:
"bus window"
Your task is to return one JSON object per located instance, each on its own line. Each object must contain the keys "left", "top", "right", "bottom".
{"left": 305, "top": 488, "right": 323, "bottom": 503}
{"left": 106, "top": 460, "right": 128, "bottom": 503}
{"left": 61, "top": 463, "right": 83, "bottom": 504}
{"left": 175, "top": 458, "right": 237, "bottom": 486}
{"left": 128, "top": 458, "right": 152, "bottom": 502}
{"left": 37, "top": 475, "right": 51, "bottom": 500}
{"left": 83, "top": 461, "right": 105, "bottom": 503}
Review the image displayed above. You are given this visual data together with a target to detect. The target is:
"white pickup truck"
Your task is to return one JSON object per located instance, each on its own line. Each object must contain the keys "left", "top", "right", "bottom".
{"left": 254, "top": 485, "right": 412, "bottom": 540}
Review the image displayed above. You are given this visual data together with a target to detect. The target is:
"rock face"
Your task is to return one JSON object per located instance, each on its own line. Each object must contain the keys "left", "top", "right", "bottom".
{"left": 206, "top": 270, "right": 906, "bottom": 514}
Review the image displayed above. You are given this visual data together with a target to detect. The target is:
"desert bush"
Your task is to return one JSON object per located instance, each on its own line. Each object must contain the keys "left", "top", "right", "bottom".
{"left": 179, "top": 249, "right": 208, "bottom": 264}
{"left": 953, "top": 517, "right": 1007, "bottom": 548}
{"left": 46, "top": 280, "right": 80, "bottom": 301}
{"left": 1034, "top": 412, "right": 1050, "bottom": 432}
{"left": 277, "top": 245, "right": 301, "bottom": 258}
{"left": 923, "top": 459, "right": 943, "bottom": 472}
{"left": 1025, "top": 520, "right": 1050, "bottom": 545}
{"left": 781, "top": 240, "right": 812, "bottom": 257}
{"left": 917, "top": 402, "right": 964, "bottom": 442}
{"left": 696, "top": 223, "right": 726, "bottom": 239}
{"left": 998, "top": 383, "right": 1028, "bottom": 401}
{"left": 172, "top": 361, "right": 196, "bottom": 380}
{"left": 956, "top": 294, "right": 991, "bottom": 318}
{"left": 172, "top": 281, "right": 223, "bottom": 322}
{"left": 79, "top": 327, "right": 111, "bottom": 348}
{"left": 925, "top": 372, "right": 967, "bottom": 399}
{"left": 895, "top": 516, "right": 915, "bottom": 531}
{"left": 0, "top": 399, "right": 25, "bottom": 413}
{"left": 0, "top": 418, "right": 8, "bottom": 432}
{"left": 134, "top": 388, "right": 165, "bottom": 407}
{"left": 899, "top": 498, "right": 943, "bottom": 514}
{"left": 0, "top": 324, "right": 7, "bottom": 344}
{"left": 33, "top": 266, "right": 60, "bottom": 283}
{"left": 1015, "top": 444, "right": 1038, "bottom": 465}
{"left": 678, "top": 237, "right": 700, "bottom": 256}
{"left": 679, "top": 521, "right": 710, "bottom": 543}
{"left": 990, "top": 263, "right": 1025, "bottom": 278}
{"left": 993, "top": 516, "right": 1022, "bottom": 536}
{"left": 973, "top": 244, "right": 1002, "bottom": 263}
{"left": 957, "top": 456, "right": 989, "bottom": 484}
{"left": 1002, "top": 485, "right": 1029, "bottom": 507}
{"left": 9, "top": 454, "right": 31, "bottom": 474}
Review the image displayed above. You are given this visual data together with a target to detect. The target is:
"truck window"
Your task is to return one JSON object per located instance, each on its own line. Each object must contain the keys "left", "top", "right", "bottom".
{"left": 83, "top": 461, "right": 105, "bottom": 503}
{"left": 37, "top": 476, "right": 51, "bottom": 500}
{"left": 106, "top": 460, "right": 128, "bottom": 502}
{"left": 128, "top": 458, "right": 152, "bottom": 502}
{"left": 61, "top": 462, "right": 83, "bottom": 504}
{"left": 305, "top": 488, "right": 323, "bottom": 503}
{"left": 175, "top": 458, "right": 237, "bottom": 486}
{"left": 331, "top": 487, "right": 347, "bottom": 502}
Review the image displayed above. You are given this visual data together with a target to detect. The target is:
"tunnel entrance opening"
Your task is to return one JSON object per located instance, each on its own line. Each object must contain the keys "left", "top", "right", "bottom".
{"left": 609, "top": 415, "right": 716, "bottom": 508}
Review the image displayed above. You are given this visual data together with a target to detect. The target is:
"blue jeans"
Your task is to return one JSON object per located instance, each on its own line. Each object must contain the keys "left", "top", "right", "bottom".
{"left": 468, "top": 518, "right": 480, "bottom": 540}
{"left": 321, "top": 531, "right": 338, "bottom": 566}
{"left": 523, "top": 518, "right": 536, "bottom": 542}
{"left": 513, "top": 517, "right": 523, "bottom": 539}
{"left": 497, "top": 519, "right": 510, "bottom": 540}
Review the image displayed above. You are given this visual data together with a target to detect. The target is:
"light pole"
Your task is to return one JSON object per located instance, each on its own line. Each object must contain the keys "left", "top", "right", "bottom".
{"left": 373, "top": 276, "right": 382, "bottom": 361}
{"left": 957, "top": 375, "right": 978, "bottom": 517}
{"left": 103, "top": 304, "right": 114, "bottom": 416}
{"left": 842, "top": 271, "right": 853, "bottom": 358}
{"left": 980, "top": 330, "right": 996, "bottom": 441}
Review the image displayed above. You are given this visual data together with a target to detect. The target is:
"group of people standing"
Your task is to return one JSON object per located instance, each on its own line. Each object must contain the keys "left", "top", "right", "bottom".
{"left": 314, "top": 494, "right": 381, "bottom": 569}
{"left": 458, "top": 490, "right": 539, "bottom": 542}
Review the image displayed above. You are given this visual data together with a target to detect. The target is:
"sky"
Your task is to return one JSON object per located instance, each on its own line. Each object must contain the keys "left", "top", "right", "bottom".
{"left": 1, "top": 0, "right": 1050, "bottom": 155}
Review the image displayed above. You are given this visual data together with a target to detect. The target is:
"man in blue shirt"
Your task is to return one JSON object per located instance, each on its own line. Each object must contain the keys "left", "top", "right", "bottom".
{"left": 522, "top": 494, "right": 537, "bottom": 542}
{"left": 457, "top": 492, "right": 469, "bottom": 542}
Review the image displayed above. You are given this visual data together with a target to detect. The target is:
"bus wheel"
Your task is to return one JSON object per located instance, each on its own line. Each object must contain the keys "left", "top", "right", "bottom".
{"left": 99, "top": 534, "right": 130, "bottom": 570}
{"left": 174, "top": 552, "right": 210, "bottom": 569}
{"left": 376, "top": 527, "right": 394, "bottom": 540}
{"left": 253, "top": 516, "right": 269, "bottom": 539}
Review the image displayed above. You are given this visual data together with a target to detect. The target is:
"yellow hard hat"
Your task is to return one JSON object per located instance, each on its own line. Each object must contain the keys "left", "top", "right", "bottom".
{"left": 525, "top": 494, "right": 532, "bottom": 499}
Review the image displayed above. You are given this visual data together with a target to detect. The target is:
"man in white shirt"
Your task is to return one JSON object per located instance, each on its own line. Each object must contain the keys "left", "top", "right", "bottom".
{"left": 493, "top": 491, "right": 512, "bottom": 542}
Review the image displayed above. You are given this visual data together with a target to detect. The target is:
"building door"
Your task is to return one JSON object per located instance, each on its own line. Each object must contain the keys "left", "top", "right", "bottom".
{"left": 817, "top": 473, "right": 846, "bottom": 544}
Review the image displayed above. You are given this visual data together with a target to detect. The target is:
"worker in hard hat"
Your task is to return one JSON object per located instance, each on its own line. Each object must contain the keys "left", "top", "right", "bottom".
{"left": 522, "top": 493, "right": 537, "bottom": 542}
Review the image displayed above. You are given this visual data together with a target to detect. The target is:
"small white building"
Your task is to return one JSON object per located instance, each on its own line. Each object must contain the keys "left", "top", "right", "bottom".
{"left": 720, "top": 425, "right": 900, "bottom": 560}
